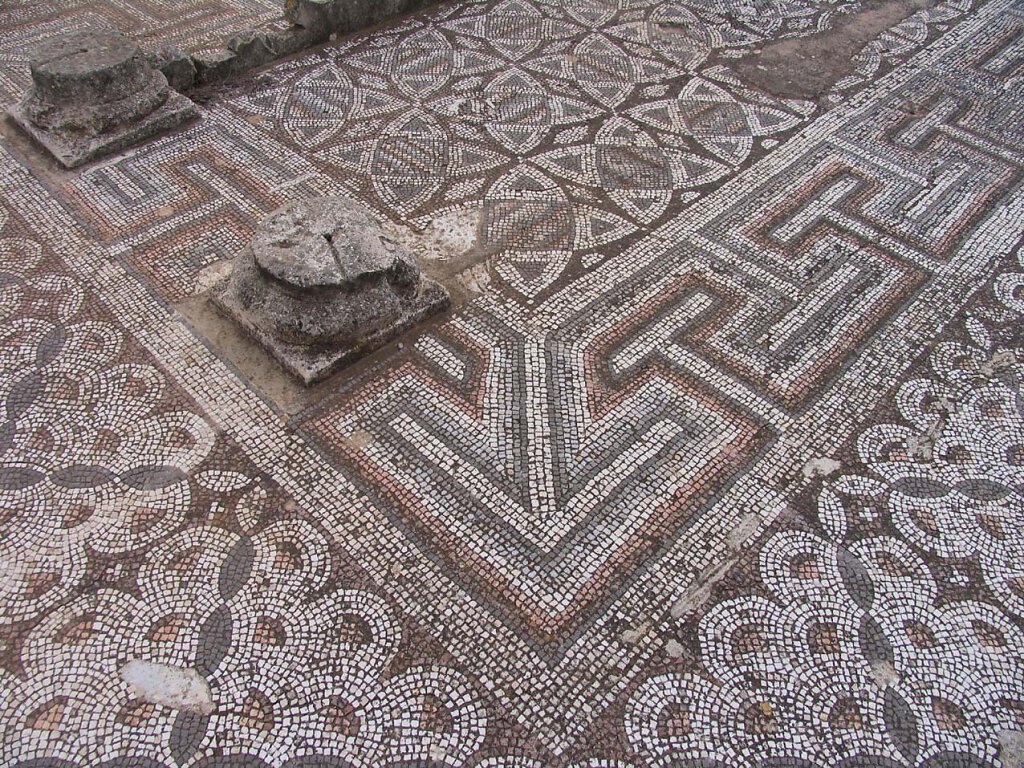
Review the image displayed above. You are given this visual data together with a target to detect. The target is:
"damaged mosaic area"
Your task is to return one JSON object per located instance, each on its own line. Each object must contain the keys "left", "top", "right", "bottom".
{"left": 1, "top": 0, "right": 1024, "bottom": 764}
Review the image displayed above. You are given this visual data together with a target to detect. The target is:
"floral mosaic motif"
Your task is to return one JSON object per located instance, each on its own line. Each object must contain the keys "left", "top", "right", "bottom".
{"left": 0, "top": 217, "right": 214, "bottom": 629}
{"left": 533, "top": 116, "right": 731, "bottom": 224}
{"left": 627, "top": 530, "right": 1024, "bottom": 766}
{"left": 41, "top": 0, "right": 973, "bottom": 306}
{"left": 0, "top": 482, "right": 488, "bottom": 767}
{"left": 481, "top": 163, "right": 639, "bottom": 296}
{"left": 177, "top": 0, "right": 957, "bottom": 302}
{"left": 320, "top": 108, "right": 510, "bottom": 218}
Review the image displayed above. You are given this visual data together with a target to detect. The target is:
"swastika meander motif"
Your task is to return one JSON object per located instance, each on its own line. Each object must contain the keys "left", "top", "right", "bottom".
{"left": 1, "top": 0, "right": 1024, "bottom": 764}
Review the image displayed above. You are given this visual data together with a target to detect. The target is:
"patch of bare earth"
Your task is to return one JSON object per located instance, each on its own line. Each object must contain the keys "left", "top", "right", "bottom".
{"left": 731, "top": 0, "right": 934, "bottom": 100}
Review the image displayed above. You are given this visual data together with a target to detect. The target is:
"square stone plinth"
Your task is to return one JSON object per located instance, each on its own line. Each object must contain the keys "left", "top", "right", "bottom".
{"left": 212, "top": 278, "right": 450, "bottom": 385}
{"left": 9, "top": 91, "right": 198, "bottom": 169}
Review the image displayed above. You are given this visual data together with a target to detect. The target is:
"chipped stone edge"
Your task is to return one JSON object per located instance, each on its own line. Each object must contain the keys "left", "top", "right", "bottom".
{"left": 210, "top": 275, "right": 451, "bottom": 385}
{"left": 8, "top": 90, "right": 198, "bottom": 169}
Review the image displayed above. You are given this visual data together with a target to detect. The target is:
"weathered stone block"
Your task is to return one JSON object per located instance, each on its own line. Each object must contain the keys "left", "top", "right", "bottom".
{"left": 228, "top": 30, "right": 279, "bottom": 70}
{"left": 191, "top": 48, "right": 238, "bottom": 84}
{"left": 193, "top": 27, "right": 326, "bottom": 84}
{"left": 284, "top": 0, "right": 338, "bottom": 33}
{"left": 214, "top": 197, "right": 450, "bottom": 385}
{"left": 269, "top": 25, "right": 330, "bottom": 57}
{"left": 9, "top": 29, "right": 197, "bottom": 168}
{"left": 193, "top": 30, "right": 280, "bottom": 85}
{"left": 146, "top": 45, "right": 196, "bottom": 91}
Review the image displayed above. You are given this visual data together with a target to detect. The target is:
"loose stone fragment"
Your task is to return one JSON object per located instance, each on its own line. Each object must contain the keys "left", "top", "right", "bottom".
{"left": 284, "top": 0, "right": 338, "bottom": 36}
{"left": 121, "top": 660, "right": 215, "bottom": 715}
{"left": 214, "top": 196, "right": 450, "bottom": 384}
{"left": 146, "top": 44, "right": 196, "bottom": 91}
{"left": 664, "top": 639, "right": 685, "bottom": 659}
{"left": 191, "top": 48, "right": 238, "bottom": 84}
{"left": 9, "top": 29, "right": 198, "bottom": 168}
{"left": 800, "top": 456, "right": 842, "bottom": 480}
{"left": 194, "top": 31, "right": 279, "bottom": 83}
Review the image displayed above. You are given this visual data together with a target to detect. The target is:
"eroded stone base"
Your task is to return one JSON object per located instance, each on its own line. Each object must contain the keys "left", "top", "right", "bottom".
{"left": 213, "top": 277, "right": 449, "bottom": 385}
{"left": 9, "top": 90, "right": 197, "bottom": 169}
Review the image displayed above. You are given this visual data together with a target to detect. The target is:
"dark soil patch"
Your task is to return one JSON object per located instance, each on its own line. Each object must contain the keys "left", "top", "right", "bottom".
{"left": 731, "top": 0, "right": 933, "bottom": 100}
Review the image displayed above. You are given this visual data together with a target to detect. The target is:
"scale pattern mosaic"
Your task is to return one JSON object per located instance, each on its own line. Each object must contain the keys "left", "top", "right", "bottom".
{"left": 0, "top": 0, "right": 1023, "bottom": 764}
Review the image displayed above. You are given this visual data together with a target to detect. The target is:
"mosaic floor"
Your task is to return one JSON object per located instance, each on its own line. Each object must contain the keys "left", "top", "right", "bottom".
{"left": 2, "top": 0, "right": 1024, "bottom": 764}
